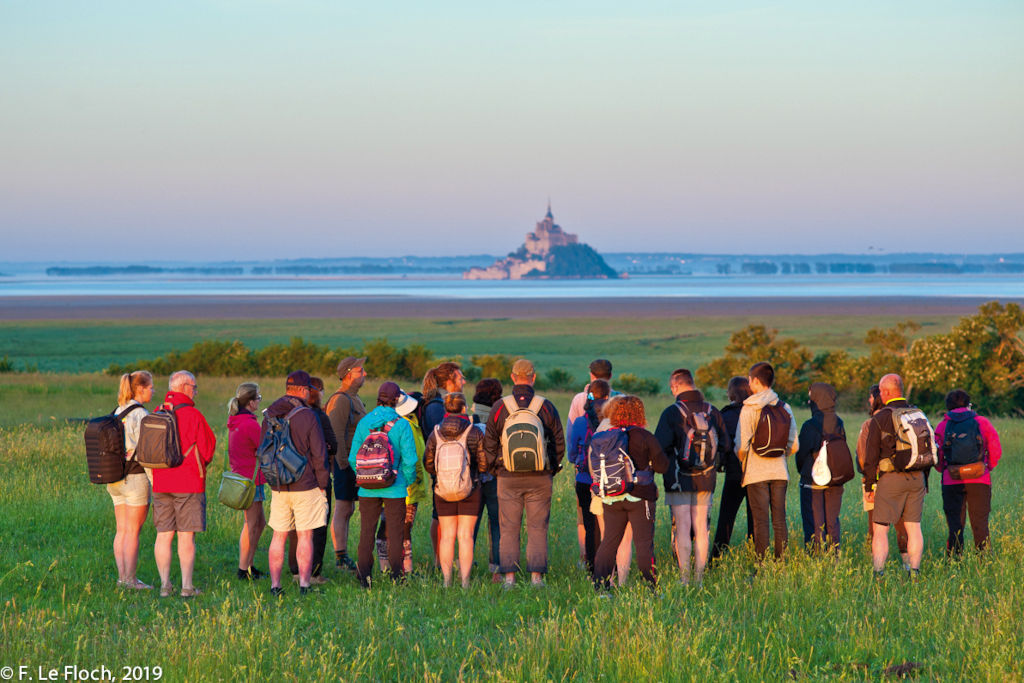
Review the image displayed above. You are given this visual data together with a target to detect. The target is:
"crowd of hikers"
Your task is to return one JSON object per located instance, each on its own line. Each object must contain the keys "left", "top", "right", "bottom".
{"left": 84, "top": 357, "right": 1003, "bottom": 598}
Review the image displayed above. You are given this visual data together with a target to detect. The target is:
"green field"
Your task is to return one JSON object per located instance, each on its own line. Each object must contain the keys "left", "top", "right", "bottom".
{"left": 1, "top": 372, "right": 1022, "bottom": 680}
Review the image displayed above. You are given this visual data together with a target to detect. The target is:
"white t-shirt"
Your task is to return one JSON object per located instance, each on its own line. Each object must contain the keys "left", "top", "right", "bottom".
{"left": 116, "top": 400, "right": 148, "bottom": 457}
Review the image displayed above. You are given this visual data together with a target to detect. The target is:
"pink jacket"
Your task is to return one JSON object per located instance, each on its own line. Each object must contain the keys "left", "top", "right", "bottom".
{"left": 934, "top": 408, "right": 1001, "bottom": 486}
{"left": 228, "top": 411, "right": 265, "bottom": 486}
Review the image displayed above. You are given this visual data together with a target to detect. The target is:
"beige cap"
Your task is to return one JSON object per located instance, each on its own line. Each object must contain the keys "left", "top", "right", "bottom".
{"left": 511, "top": 358, "right": 535, "bottom": 377}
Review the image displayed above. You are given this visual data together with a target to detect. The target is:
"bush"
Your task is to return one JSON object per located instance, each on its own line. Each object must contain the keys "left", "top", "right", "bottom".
{"left": 541, "top": 368, "right": 576, "bottom": 391}
{"left": 0, "top": 355, "right": 14, "bottom": 373}
{"left": 616, "top": 373, "right": 660, "bottom": 395}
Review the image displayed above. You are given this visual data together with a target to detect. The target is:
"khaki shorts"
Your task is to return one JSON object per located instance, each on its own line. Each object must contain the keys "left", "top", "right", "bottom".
{"left": 153, "top": 492, "right": 206, "bottom": 532}
{"left": 874, "top": 472, "right": 925, "bottom": 525}
{"left": 269, "top": 488, "right": 328, "bottom": 532}
{"left": 665, "top": 490, "right": 713, "bottom": 507}
{"left": 107, "top": 473, "right": 150, "bottom": 507}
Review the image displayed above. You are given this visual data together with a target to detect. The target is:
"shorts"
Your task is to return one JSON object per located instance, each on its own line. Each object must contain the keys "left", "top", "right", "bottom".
{"left": 665, "top": 490, "right": 714, "bottom": 507}
{"left": 253, "top": 484, "right": 266, "bottom": 503}
{"left": 873, "top": 472, "right": 925, "bottom": 525}
{"left": 269, "top": 488, "right": 329, "bottom": 532}
{"left": 433, "top": 486, "right": 483, "bottom": 517}
{"left": 107, "top": 473, "right": 150, "bottom": 507}
{"left": 333, "top": 461, "right": 357, "bottom": 501}
{"left": 153, "top": 492, "right": 206, "bottom": 532}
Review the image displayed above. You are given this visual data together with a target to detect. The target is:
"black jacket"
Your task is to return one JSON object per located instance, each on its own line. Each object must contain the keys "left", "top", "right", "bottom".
{"left": 719, "top": 401, "right": 744, "bottom": 482}
{"left": 424, "top": 414, "right": 488, "bottom": 484}
{"left": 621, "top": 427, "right": 669, "bottom": 501}
{"left": 795, "top": 411, "right": 847, "bottom": 487}
{"left": 654, "top": 390, "right": 732, "bottom": 493}
{"left": 483, "top": 384, "right": 565, "bottom": 477}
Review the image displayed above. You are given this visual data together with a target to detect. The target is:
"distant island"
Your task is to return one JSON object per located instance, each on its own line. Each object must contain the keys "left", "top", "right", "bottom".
{"left": 463, "top": 204, "right": 619, "bottom": 280}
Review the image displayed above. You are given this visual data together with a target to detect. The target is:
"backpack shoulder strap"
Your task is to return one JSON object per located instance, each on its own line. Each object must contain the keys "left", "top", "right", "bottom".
{"left": 502, "top": 395, "right": 518, "bottom": 415}
{"left": 676, "top": 400, "right": 691, "bottom": 420}
{"left": 527, "top": 395, "right": 545, "bottom": 415}
{"left": 382, "top": 418, "right": 398, "bottom": 434}
{"left": 284, "top": 405, "right": 307, "bottom": 421}
{"left": 117, "top": 403, "right": 144, "bottom": 420}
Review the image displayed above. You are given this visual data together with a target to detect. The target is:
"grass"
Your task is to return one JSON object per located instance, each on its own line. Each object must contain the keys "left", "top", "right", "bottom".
{"left": 0, "top": 314, "right": 958, "bottom": 375}
{"left": 1, "top": 376, "right": 1022, "bottom": 680}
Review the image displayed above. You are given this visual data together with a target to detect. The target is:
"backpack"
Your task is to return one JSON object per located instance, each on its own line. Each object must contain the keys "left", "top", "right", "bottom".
{"left": 500, "top": 395, "right": 548, "bottom": 472}
{"left": 675, "top": 401, "right": 719, "bottom": 472}
{"left": 587, "top": 428, "right": 635, "bottom": 498}
{"left": 889, "top": 406, "right": 937, "bottom": 472}
{"left": 135, "top": 404, "right": 187, "bottom": 469}
{"left": 942, "top": 411, "right": 986, "bottom": 479}
{"left": 257, "top": 405, "right": 310, "bottom": 487}
{"left": 810, "top": 433, "right": 855, "bottom": 487}
{"left": 355, "top": 419, "right": 399, "bottom": 489}
{"left": 751, "top": 401, "right": 791, "bottom": 458}
{"left": 83, "top": 404, "right": 143, "bottom": 484}
{"left": 433, "top": 424, "right": 474, "bottom": 502}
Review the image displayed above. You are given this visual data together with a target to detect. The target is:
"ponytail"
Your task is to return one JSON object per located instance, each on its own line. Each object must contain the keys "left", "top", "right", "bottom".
{"left": 422, "top": 368, "right": 439, "bottom": 402}
{"left": 118, "top": 374, "right": 133, "bottom": 406}
{"left": 229, "top": 382, "right": 260, "bottom": 417}
{"left": 118, "top": 370, "right": 153, "bottom": 406}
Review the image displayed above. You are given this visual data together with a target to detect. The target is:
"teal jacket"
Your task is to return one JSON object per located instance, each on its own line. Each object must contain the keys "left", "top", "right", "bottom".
{"left": 348, "top": 406, "right": 417, "bottom": 499}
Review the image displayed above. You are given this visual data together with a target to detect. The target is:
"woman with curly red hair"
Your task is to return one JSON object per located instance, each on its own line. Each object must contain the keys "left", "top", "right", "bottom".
{"left": 591, "top": 395, "right": 668, "bottom": 590}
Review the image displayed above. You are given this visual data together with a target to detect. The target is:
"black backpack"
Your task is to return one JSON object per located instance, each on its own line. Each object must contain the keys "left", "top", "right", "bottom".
{"left": 258, "top": 405, "right": 310, "bottom": 487}
{"left": 943, "top": 411, "right": 985, "bottom": 467}
{"left": 752, "top": 401, "right": 791, "bottom": 458}
{"left": 83, "top": 404, "right": 143, "bottom": 484}
{"left": 135, "top": 404, "right": 187, "bottom": 469}
{"left": 676, "top": 401, "right": 719, "bottom": 472}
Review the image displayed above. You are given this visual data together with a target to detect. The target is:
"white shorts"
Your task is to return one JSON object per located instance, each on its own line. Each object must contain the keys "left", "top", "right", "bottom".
{"left": 107, "top": 473, "right": 150, "bottom": 507}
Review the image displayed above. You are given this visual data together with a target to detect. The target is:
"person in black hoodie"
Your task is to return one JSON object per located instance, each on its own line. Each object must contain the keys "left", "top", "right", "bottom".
{"left": 711, "top": 376, "right": 753, "bottom": 561}
{"left": 654, "top": 369, "right": 731, "bottom": 585}
{"left": 593, "top": 395, "right": 669, "bottom": 590}
{"left": 795, "top": 382, "right": 846, "bottom": 551}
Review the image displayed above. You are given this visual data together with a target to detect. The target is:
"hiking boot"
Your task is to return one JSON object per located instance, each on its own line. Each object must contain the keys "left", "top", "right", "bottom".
{"left": 337, "top": 554, "right": 357, "bottom": 572}
{"left": 237, "top": 568, "right": 264, "bottom": 581}
{"left": 270, "top": 586, "right": 285, "bottom": 597}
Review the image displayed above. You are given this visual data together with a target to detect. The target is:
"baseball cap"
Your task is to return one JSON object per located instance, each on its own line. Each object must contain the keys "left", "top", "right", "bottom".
{"left": 395, "top": 391, "right": 418, "bottom": 417}
{"left": 286, "top": 370, "right": 313, "bottom": 389}
{"left": 336, "top": 356, "right": 367, "bottom": 379}
{"left": 377, "top": 381, "right": 402, "bottom": 404}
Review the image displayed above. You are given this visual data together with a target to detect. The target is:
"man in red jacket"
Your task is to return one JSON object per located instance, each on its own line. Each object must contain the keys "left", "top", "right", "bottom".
{"left": 152, "top": 370, "right": 216, "bottom": 598}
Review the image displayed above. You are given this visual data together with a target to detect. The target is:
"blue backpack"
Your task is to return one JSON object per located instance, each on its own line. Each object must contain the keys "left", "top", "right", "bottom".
{"left": 587, "top": 428, "right": 635, "bottom": 498}
{"left": 258, "top": 405, "right": 309, "bottom": 487}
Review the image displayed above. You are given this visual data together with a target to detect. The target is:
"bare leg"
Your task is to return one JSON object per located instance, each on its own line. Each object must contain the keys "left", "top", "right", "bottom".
{"left": 123, "top": 504, "right": 149, "bottom": 583}
{"left": 269, "top": 530, "right": 288, "bottom": 588}
{"left": 154, "top": 531, "right": 175, "bottom": 589}
{"left": 576, "top": 505, "right": 586, "bottom": 564}
{"left": 331, "top": 500, "right": 354, "bottom": 555}
{"left": 113, "top": 504, "right": 128, "bottom": 582}
{"left": 438, "top": 516, "right": 457, "bottom": 587}
{"left": 871, "top": 522, "right": 889, "bottom": 572}
{"left": 177, "top": 532, "right": 195, "bottom": 591}
{"left": 457, "top": 515, "right": 477, "bottom": 588}
{"left": 295, "top": 529, "right": 314, "bottom": 587}
{"left": 904, "top": 522, "right": 923, "bottom": 571}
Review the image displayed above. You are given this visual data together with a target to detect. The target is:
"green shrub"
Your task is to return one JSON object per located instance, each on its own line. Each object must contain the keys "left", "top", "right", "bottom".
{"left": 616, "top": 373, "right": 660, "bottom": 395}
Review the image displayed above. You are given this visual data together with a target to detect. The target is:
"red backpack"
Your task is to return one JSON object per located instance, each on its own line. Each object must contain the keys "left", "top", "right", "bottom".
{"left": 354, "top": 420, "right": 398, "bottom": 489}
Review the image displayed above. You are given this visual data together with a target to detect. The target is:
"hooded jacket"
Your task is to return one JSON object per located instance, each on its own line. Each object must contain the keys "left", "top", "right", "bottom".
{"left": 228, "top": 409, "right": 265, "bottom": 486}
{"left": 718, "top": 401, "right": 745, "bottom": 482}
{"left": 934, "top": 408, "right": 1002, "bottom": 486}
{"left": 735, "top": 388, "right": 798, "bottom": 487}
{"left": 566, "top": 397, "right": 608, "bottom": 485}
{"left": 654, "top": 390, "right": 732, "bottom": 493}
{"left": 348, "top": 405, "right": 418, "bottom": 499}
{"left": 795, "top": 383, "right": 847, "bottom": 488}
{"left": 261, "top": 395, "right": 329, "bottom": 492}
{"left": 151, "top": 391, "right": 216, "bottom": 494}
{"left": 424, "top": 414, "right": 488, "bottom": 489}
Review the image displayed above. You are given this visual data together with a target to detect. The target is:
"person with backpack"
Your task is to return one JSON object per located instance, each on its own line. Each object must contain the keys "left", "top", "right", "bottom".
{"left": 592, "top": 395, "right": 669, "bottom": 590}
{"left": 654, "top": 369, "right": 731, "bottom": 585}
{"left": 862, "top": 373, "right": 932, "bottom": 577}
{"left": 349, "top": 381, "right": 418, "bottom": 586}
{"left": 263, "top": 371, "right": 329, "bottom": 596}
{"left": 795, "top": 382, "right": 850, "bottom": 551}
{"left": 424, "top": 392, "right": 488, "bottom": 587}
{"left": 856, "top": 384, "right": 909, "bottom": 563}
{"left": 470, "top": 378, "right": 504, "bottom": 581}
{"left": 150, "top": 371, "right": 216, "bottom": 598}
{"left": 421, "top": 362, "right": 467, "bottom": 568}
{"left": 567, "top": 378, "right": 611, "bottom": 572}
{"left": 483, "top": 359, "right": 565, "bottom": 588}
{"left": 934, "top": 389, "right": 1002, "bottom": 555}
{"left": 326, "top": 356, "right": 366, "bottom": 572}
{"left": 106, "top": 370, "right": 154, "bottom": 590}
{"left": 227, "top": 382, "right": 266, "bottom": 580}
{"left": 735, "top": 362, "right": 798, "bottom": 560}
{"left": 711, "top": 376, "right": 753, "bottom": 562}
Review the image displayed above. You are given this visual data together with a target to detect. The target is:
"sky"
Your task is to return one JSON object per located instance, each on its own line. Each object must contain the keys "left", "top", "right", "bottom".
{"left": 1, "top": 1, "right": 1022, "bottom": 261}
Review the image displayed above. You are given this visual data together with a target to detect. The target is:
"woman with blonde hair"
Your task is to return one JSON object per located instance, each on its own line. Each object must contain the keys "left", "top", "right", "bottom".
{"left": 228, "top": 382, "right": 266, "bottom": 580}
{"left": 109, "top": 370, "right": 154, "bottom": 589}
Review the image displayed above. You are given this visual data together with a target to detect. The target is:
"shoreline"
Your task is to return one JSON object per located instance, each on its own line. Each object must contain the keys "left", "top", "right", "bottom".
{"left": 0, "top": 294, "right": 1015, "bottom": 320}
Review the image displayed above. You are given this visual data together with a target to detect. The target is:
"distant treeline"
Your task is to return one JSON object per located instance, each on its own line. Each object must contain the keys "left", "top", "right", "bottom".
{"left": 46, "top": 265, "right": 245, "bottom": 276}
{"left": 253, "top": 264, "right": 456, "bottom": 275}
{"left": 705, "top": 262, "right": 1024, "bottom": 276}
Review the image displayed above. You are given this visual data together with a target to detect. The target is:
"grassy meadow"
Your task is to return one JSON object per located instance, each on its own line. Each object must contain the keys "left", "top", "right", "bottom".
{"left": 1, "top": 316, "right": 1021, "bottom": 680}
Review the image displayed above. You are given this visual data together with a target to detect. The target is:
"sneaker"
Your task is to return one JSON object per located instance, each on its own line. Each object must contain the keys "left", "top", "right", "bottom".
{"left": 180, "top": 587, "right": 202, "bottom": 598}
{"left": 159, "top": 584, "right": 174, "bottom": 598}
{"left": 237, "top": 568, "right": 255, "bottom": 581}
{"left": 247, "top": 567, "right": 265, "bottom": 580}
{"left": 270, "top": 586, "right": 285, "bottom": 597}
{"left": 338, "top": 554, "right": 357, "bottom": 572}
{"left": 124, "top": 578, "right": 153, "bottom": 590}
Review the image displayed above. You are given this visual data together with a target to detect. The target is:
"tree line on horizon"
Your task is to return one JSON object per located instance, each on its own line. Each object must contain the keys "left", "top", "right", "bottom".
{"left": 98, "top": 301, "right": 1024, "bottom": 416}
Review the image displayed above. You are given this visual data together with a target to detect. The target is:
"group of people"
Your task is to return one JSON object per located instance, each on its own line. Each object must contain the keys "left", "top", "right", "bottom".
{"left": 100, "top": 356, "right": 1002, "bottom": 597}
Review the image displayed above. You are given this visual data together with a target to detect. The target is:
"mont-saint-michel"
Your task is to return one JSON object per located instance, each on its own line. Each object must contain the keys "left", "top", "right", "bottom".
{"left": 463, "top": 204, "right": 619, "bottom": 280}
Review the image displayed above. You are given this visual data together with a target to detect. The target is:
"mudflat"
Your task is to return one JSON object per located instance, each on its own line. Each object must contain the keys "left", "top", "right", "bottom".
{"left": 0, "top": 294, "right": 1012, "bottom": 320}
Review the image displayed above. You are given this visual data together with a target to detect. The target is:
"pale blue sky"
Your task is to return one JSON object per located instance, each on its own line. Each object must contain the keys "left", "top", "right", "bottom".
{"left": 1, "top": 1, "right": 1021, "bottom": 260}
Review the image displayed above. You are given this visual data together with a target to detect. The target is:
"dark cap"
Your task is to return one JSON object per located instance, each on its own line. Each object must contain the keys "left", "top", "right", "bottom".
{"left": 377, "top": 381, "right": 401, "bottom": 404}
{"left": 337, "top": 356, "right": 366, "bottom": 379}
{"left": 286, "top": 370, "right": 313, "bottom": 389}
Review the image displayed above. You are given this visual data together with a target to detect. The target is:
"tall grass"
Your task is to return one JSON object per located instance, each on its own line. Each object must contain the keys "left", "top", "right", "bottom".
{"left": 1, "top": 390, "right": 1022, "bottom": 680}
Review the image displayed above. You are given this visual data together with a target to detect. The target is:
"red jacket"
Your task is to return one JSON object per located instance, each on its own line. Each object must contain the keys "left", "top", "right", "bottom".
{"left": 228, "top": 410, "right": 265, "bottom": 486}
{"left": 152, "top": 391, "right": 217, "bottom": 494}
